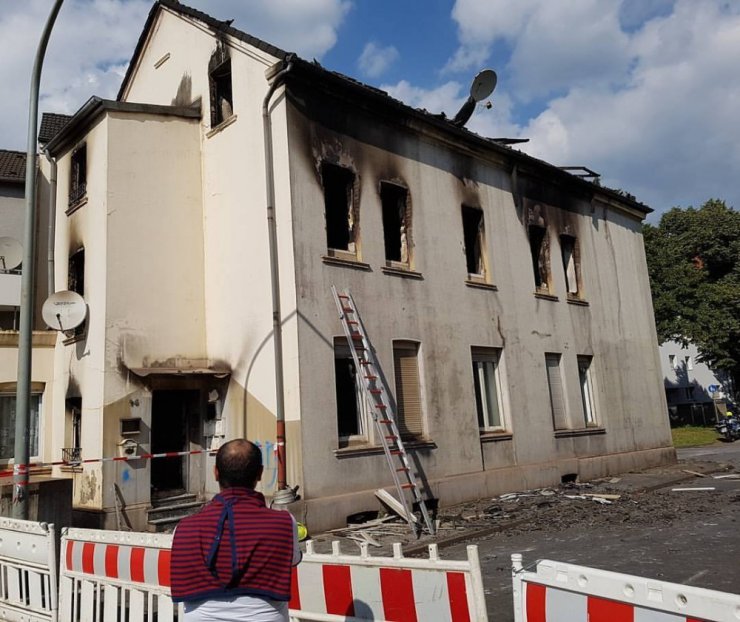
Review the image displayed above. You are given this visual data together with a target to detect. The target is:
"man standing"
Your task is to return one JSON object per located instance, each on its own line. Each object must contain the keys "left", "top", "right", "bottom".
{"left": 171, "top": 439, "right": 301, "bottom": 621}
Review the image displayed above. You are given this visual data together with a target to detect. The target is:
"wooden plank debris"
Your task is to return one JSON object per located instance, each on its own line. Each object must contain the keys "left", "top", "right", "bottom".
{"left": 375, "top": 489, "right": 419, "bottom": 524}
{"left": 671, "top": 487, "right": 716, "bottom": 492}
{"left": 682, "top": 469, "right": 707, "bottom": 478}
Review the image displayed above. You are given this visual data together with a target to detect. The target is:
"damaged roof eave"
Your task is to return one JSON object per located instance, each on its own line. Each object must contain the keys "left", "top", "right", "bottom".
{"left": 128, "top": 366, "right": 230, "bottom": 378}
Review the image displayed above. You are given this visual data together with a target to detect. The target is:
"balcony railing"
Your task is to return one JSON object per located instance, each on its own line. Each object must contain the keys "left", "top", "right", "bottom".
{"left": 68, "top": 182, "right": 87, "bottom": 207}
{"left": 62, "top": 447, "right": 82, "bottom": 465}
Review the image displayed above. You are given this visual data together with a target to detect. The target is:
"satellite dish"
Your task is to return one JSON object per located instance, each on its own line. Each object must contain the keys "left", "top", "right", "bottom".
{"left": 0, "top": 237, "right": 23, "bottom": 271}
{"left": 452, "top": 68, "right": 498, "bottom": 128}
{"left": 470, "top": 69, "right": 497, "bottom": 102}
{"left": 42, "top": 291, "right": 87, "bottom": 332}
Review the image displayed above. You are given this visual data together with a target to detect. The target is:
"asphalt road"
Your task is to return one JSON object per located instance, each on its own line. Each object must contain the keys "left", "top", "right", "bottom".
{"left": 443, "top": 443, "right": 740, "bottom": 621}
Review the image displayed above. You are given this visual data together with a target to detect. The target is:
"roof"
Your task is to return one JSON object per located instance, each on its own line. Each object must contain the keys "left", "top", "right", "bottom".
{"left": 0, "top": 150, "right": 26, "bottom": 184}
{"left": 45, "top": 97, "right": 201, "bottom": 157}
{"left": 38, "top": 113, "right": 73, "bottom": 146}
{"left": 118, "top": 1, "right": 650, "bottom": 215}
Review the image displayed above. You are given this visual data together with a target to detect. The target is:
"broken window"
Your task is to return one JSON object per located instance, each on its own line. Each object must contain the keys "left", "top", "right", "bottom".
{"left": 462, "top": 205, "right": 487, "bottom": 279}
{"left": 393, "top": 341, "right": 424, "bottom": 439}
{"left": 334, "top": 339, "right": 366, "bottom": 446}
{"left": 560, "top": 234, "right": 581, "bottom": 297}
{"left": 68, "top": 247, "right": 85, "bottom": 337}
{"left": 545, "top": 353, "right": 568, "bottom": 430}
{"left": 380, "top": 182, "right": 411, "bottom": 266}
{"left": 322, "top": 162, "right": 357, "bottom": 256}
{"left": 528, "top": 225, "right": 549, "bottom": 291}
{"left": 69, "top": 144, "right": 87, "bottom": 206}
{"left": 577, "top": 355, "right": 596, "bottom": 426}
{"left": 64, "top": 397, "right": 82, "bottom": 463}
{"left": 209, "top": 46, "right": 233, "bottom": 127}
{"left": 471, "top": 348, "right": 505, "bottom": 431}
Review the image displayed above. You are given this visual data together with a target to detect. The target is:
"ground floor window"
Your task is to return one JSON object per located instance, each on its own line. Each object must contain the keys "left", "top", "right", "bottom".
{"left": 545, "top": 352, "right": 568, "bottom": 430}
{"left": 0, "top": 393, "right": 41, "bottom": 460}
{"left": 393, "top": 341, "right": 424, "bottom": 439}
{"left": 334, "top": 339, "right": 367, "bottom": 445}
{"left": 577, "top": 355, "right": 597, "bottom": 426}
{"left": 471, "top": 347, "right": 505, "bottom": 431}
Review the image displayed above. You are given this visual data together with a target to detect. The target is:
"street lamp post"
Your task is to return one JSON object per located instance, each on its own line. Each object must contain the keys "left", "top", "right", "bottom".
{"left": 13, "top": 0, "right": 64, "bottom": 520}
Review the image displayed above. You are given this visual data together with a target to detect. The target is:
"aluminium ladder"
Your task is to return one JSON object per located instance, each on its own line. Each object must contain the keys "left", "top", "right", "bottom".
{"left": 331, "top": 286, "right": 435, "bottom": 536}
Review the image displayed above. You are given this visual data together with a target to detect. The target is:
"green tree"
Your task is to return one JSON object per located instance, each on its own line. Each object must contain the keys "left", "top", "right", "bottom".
{"left": 643, "top": 199, "right": 740, "bottom": 393}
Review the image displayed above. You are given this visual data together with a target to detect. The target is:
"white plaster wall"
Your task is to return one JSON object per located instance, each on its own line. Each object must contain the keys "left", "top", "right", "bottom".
{"left": 50, "top": 118, "right": 109, "bottom": 508}
{"left": 286, "top": 97, "right": 672, "bottom": 500}
{"left": 121, "top": 8, "right": 302, "bottom": 487}
{"left": 0, "top": 184, "right": 25, "bottom": 240}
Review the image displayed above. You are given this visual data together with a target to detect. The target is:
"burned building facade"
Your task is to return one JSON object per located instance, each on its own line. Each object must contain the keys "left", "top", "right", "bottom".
{"left": 39, "top": 0, "right": 672, "bottom": 531}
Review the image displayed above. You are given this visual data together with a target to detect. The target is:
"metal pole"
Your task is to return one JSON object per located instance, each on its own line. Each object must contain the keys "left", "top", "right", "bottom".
{"left": 262, "top": 56, "right": 294, "bottom": 494}
{"left": 14, "top": 0, "right": 64, "bottom": 519}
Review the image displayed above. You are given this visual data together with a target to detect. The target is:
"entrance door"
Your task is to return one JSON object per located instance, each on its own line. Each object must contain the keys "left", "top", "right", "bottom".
{"left": 151, "top": 390, "right": 200, "bottom": 495}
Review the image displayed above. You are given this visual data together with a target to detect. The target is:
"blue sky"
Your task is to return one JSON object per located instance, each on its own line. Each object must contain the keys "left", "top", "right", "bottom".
{"left": 2, "top": 0, "right": 740, "bottom": 220}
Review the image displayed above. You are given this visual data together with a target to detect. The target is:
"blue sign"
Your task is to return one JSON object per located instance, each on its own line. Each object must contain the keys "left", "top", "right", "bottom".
{"left": 708, "top": 384, "right": 719, "bottom": 393}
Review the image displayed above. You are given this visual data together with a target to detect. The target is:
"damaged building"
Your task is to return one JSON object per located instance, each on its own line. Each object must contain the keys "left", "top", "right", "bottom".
{"left": 27, "top": 0, "right": 674, "bottom": 531}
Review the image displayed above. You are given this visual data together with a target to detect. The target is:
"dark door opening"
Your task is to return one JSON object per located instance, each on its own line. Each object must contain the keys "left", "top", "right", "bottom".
{"left": 151, "top": 390, "right": 199, "bottom": 496}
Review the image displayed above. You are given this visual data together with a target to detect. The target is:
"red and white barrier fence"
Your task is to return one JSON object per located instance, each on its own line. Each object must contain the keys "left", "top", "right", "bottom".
{"left": 289, "top": 540, "right": 488, "bottom": 622}
{"left": 511, "top": 553, "right": 740, "bottom": 622}
{"left": 0, "top": 517, "right": 58, "bottom": 622}
{"left": 59, "top": 527, "right": 180, "bottom": 622}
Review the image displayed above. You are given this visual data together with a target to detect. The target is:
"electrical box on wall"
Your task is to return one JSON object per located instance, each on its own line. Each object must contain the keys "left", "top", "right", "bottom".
{"left": 120, "top": 418, "right": 141, "bottom": 436}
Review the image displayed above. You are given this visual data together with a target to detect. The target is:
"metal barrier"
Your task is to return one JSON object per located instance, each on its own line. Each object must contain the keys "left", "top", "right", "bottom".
{"left": 59, "top": 527, "right": 181, "bottom": 621}
{"left": 511, "top": 553, "right": 740, "bottom": 622}
{"left": 289, "top": 541, "right": 488, "bottom": 622}
{"left": 0, "top": 516, "right": 58, "bottom": 622}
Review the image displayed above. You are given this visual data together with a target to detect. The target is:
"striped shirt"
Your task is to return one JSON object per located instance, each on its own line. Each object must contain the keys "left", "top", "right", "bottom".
{"left": 171, "top": 488, "right": 295, "bottom": 603}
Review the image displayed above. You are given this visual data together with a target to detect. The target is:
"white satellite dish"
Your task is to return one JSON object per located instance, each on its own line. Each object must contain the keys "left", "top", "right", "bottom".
{"left": 0, "top": 237, "right": 23, "bottom": 271}
{"left": 452, "top": 68, "right": 498, "bottom": 128}
{"left": 42, "top": 291, "right": 87, "bottom": 332}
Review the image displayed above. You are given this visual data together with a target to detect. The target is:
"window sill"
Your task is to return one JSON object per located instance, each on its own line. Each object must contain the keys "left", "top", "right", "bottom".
{"left": 567, "top": 297, "right": 589, "bottom": 307}
{"left": 381, "top": 265, "right": 423, "bottom": 280}
{"left": 334, "top": 439, "right": 437, "bottom": 458}
{"left": 66, "top": 196, "right": 88, "bottom": 216}
{"left": 534, "top": 291, "right": 559, "bottom": 302}
{"left": 480, "top": 432, "right": 512, "bottom": 443}
{"left": 322, "top": 255, "right": 371, "bottom": 271}
{"left": 465, "top": 279, "right": 497, "bottom": 292}
{"left": 554, "top": 427, "right": 605, "bottom": 438}
{"left": 206, "top": 114, "right": 237, "bottom": 138}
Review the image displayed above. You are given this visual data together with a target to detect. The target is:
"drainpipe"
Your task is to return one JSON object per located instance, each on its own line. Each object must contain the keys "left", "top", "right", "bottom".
{"left": 14, "top": 0, "right": 64, "bottom": 519}
{"left": 44, "top": 149, "right": 57, "bottom": 296}
{"left": 262, "top": 55, "right": 295, "bottom": 499}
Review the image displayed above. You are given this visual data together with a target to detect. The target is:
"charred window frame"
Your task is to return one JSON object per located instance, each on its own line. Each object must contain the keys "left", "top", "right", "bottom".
{"left": 380, "top": 181, "right": 411, "bottom": 267}
{"left": 334, "top": 338, "right": 368, "bottom": 447}
{"left": 208, "top": 45, "right": 233, "bottom": 128}
{"left": 67, "top": 247, "right": 85, "bottom": 337}
{"left": 69, "top": 144, "right": 87, "bottom": 207}
{"left": 462, "top": 205, "right": 488, "bottom": 281}
{"left": 560, "top": 234, "right": 582, "bottom": 298}
{"left": 322, "top": 162, "right": 358, "bottom": 258}
{"left": 528, "top": 224, "right": 549, "bottom": 292}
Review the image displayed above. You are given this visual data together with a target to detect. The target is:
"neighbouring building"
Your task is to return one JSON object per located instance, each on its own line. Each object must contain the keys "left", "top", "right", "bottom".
{"left": 660, "top": 340, "right": 735, "bottom": 426}
{"left": 23, "top": 0, "right": 674, "bottom": 532}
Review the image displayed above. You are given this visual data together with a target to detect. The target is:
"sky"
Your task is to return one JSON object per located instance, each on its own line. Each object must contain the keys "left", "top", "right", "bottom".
{"left": 2, "top": 0, "right": 740, "bottom": 220}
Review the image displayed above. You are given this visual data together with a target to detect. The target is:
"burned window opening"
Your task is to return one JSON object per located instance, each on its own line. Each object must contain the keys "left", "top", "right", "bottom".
{"left": 322, "top": 162, "right": 357, "bottom": 254}
{"left": 68, "top": 248, "right": 85, "bottom": 337}
{"left": 69, "top": 144, "right": 87, "bottom": 206}
{"left": 208, "top": 46, "right": 233, "bottom": 127}
{"left": 334, "top": 339, "right": 366, "bottom": 446}
{"left": 528, "top": 225, "right": 549, "bottom": 290}
{"left": 462, "top": 205, "right": 486, "bottom": 277}
{"left": 560, "top": 234, "right": 580, "bottom": 297}
{"left": 380, "top": 182, "right": 410, "bottom": 265}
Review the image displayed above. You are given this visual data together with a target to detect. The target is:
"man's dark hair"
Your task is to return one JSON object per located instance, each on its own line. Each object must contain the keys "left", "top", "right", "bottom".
{"left": 216, "top": 439, "right": 263, "bottom": 488}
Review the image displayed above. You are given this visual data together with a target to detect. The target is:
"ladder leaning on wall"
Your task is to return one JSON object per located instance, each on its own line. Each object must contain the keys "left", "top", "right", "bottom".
{"left": 331, "top": 286, "right": 435, "bottom": 536}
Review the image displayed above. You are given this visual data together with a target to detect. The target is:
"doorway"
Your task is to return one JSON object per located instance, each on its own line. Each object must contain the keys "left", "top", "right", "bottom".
{"left": 150, "top": 390, "right": 200, "bottom": 496}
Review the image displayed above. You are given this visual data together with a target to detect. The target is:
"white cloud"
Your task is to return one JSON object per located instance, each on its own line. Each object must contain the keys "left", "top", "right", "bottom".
{"left": 0, "top": 0, "right": 350, "bottom": 151}
{"left": 357, "top": 42, "right": 399, "bottom": 78}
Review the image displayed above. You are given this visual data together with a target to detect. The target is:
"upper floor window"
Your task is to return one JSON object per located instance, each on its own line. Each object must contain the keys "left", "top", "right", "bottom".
{"left": 209, "top": 45, "right": 233, "bottom": 127}
{"left": 462, "top": 205, "right": 488, "bottom": 282}
{"left": 380, "top": 181, "right": 411, "bottom": 267}
{"left": 529, "top": 224, "right": 549, "bottom": 292}
{"left": 67, "top": 247, "right": 85, "bottom": 338}
{"left": 69, "top": 144, "right": 87, "bottom": 207}
{"left": 322, "top": 162, "right": 358, "bottom": 259}
{"left": 560, "top": 234, "right": 582, "bottom": 298}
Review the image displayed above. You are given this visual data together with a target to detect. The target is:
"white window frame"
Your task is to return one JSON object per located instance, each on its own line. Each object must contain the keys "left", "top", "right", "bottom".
{"left": 545, "top": 353, "right": 568, "bottom": 430}
{"left": 577, "top": 355, "right": 597, "bottom": 426}
{"left": 0, "top": 392, "right": 42, "bottom": 463}
{"left": 471, "top": 348, "right": 506, "bottom": 432}
{"left": 334, "top": 339, "right": 369, "bottom": 445}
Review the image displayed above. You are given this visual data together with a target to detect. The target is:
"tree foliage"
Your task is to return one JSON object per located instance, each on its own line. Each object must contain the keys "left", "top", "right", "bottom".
{"left": 643, "top": 199, "right": 740, "bottom": 388}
